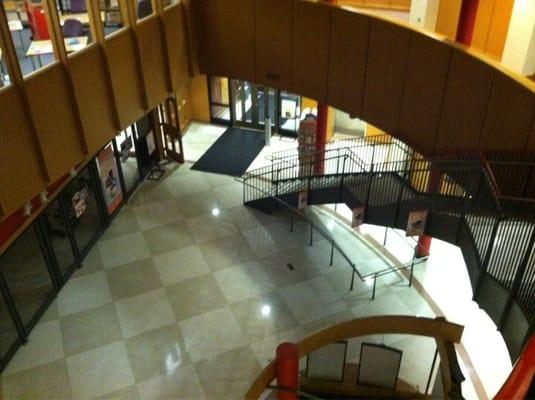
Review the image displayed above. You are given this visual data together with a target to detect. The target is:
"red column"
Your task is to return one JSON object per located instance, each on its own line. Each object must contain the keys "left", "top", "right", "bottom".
{"left": 416, "top": 167, "right": 442, "bottom": 257}
{"left": 276, "top": 342, "right": 299, "bottom": 400}
{"left": 313, "top": 0, "right": 337, "bottom": 175}
{"left": 456, "top": 0, "right": 480, "bottom": 46}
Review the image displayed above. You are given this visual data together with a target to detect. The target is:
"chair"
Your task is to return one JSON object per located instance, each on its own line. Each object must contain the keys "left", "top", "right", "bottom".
{"left": 62, "top": 19, "right": 83, "bottom": 38}
{"left": 70, "top": 0, "right": 87, "bottom": 13}
{"left": 137, "top": 0, "right": 152, "bottom": 19}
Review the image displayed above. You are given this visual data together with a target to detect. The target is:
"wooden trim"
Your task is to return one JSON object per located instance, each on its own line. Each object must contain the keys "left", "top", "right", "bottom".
{"left": 154, "top": 0, "right": 173, "bottom": 94}
{"left": 245, "top": 316, "right": 464, "bottom": 400}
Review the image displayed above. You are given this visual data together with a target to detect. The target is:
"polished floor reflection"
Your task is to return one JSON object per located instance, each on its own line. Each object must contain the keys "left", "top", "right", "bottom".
{"left": 0, "top": 123, "right": 510, "bottom": 399}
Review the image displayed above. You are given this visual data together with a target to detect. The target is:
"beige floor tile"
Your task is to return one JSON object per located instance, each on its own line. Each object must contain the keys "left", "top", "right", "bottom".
{"left": 93, "top": 385, "right": 140, "bottom": 400}
{"left": 214, "top": 260, "right": 276, "bottom": 303}
{"left": 101, "top": 208, "right": 141, "bottom": 240}
{"left": 98, "top": 232, "right": 150, "bottom": 269}
{"left": 132, "top": 199, "right": 183, "bottom": 230}
{"left": 279, "top": 276, "right": 348, "bottom": 325}
{"left": 39, "top": 299, "right": 59, "bottom": 323}
{"left": 195, "top": 346, "right": 262, "bottom": 399}
{"left": 57, "top": 271, "right": 112, "bottom": 317}
{"left": 4, "top": 320, "right": 64, "bottom": 375}
{"left": 106, "top": 258, "right": 162, "bottom": 300}
{"left": 165, "top": 275, "right": 228, "bottom": 321}
{"left": 74, "top": 247, "right": 104, "bottom": 277}
{"left": 129, "top": 182, "right": 172, "bottom": 207}
{"left": 230, "top": 292, "right": 299, "bottom": 342}
{"left": 179, "top": 307, "right": 247, "bottom": 362}
{"left": 125, "top": 324, "right": 190, "bottom": 382}
{"left": 136, "top": 364, "right": 206, "bottom": 400}
{"left": 250, "top": 327, "right": 305, "bottom": 367}
{"left": 60, "top": 303, "right": 123, "bottom": 357}
{"left": 2, "top": 359, "right": 72, "bottom": 400}
{"left": 165, "top": 172, "right": 211, "bottom": 198}
{"left": 153, "top": 246, "right": 210, "bottom": 286}
{"left": 203, "top": 172, "right": 237, "bottom": 188}
{"left": 67, "top": 341, "right": 135, "bottom": 399}
{"left": 142, "top": 222, "right": 195, "bottom": 256}
{"left": 198, "top": 234, "right": 256, "bottom": 272}
{"left": 186, "top": 212, "right": 239, "bottom": 243}
{"left": 115, "top": 289, "right": 176, "bottom": 338}
{"left": 213, "top": 183, "right": 244, "bottom": 209}
{"left": 172, "top": 191, "right": 223, "bottom": 219}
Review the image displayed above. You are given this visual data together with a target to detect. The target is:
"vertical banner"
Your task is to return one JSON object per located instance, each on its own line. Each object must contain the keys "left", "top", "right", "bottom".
{"left": 406, "top": 210, "right": 428, "bottom": 237}
{"left": 97, "top": 144, "right": 124, "bottom": 215}
{"left": 352, "top": 206, "right": 365, "bottom": 228}
{"left": 298, "top": 191, "right": 308, "bottom": 211}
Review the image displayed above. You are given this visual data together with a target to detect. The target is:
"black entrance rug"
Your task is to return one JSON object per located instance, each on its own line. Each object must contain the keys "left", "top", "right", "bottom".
{"left": 191, "top": 127, "right": 265, "bottom": 176}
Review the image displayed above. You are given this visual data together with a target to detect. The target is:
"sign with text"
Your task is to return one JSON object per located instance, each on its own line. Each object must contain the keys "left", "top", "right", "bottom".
{"left": 97, "top": 144, "right": 123, "bottom": 215}
{"left": 352, "top": 206, "right": 365, "bottom": 228}
{"left": 406, "top": 210, "right": 428, "bottom": 237}
{"left": 298, "top": 191, "right": 308, "bottom": 210}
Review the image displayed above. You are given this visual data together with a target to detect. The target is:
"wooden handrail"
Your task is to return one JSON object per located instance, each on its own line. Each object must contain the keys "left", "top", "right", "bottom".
{"left": 245, "top": 315, "right": 464, "bottom": 400}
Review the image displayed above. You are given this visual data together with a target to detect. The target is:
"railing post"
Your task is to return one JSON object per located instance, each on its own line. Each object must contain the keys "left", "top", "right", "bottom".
{"left": 309, "top": 224, "right": 313, "bottom": 246}
{"left": 372, "top": 274, "right": 377, "bottom": 300}
{"left": 330, "top": 242, "right": 334, "bottom": 267}
{"left": 350, "top": 269, "right": 355, "bottom": 291}
{"left": 473, "top": 216, "right": 502, "bottom": 300}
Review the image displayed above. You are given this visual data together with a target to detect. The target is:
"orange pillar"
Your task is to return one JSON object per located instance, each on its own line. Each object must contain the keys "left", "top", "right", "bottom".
{"left": 417, "top": 166, "right": 442, "bottom": 257}
{"left": 276, "top": 342, "right": 299, "bottom": 400}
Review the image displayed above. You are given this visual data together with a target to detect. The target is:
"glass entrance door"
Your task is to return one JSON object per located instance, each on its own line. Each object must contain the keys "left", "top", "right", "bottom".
{"left": 230, "top": 80, "right": 277, "bottom": 130}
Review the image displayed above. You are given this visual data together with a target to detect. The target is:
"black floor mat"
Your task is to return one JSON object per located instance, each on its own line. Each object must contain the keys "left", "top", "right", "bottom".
{"left": 191, "top": 127, "right": 265, "bottom": 176}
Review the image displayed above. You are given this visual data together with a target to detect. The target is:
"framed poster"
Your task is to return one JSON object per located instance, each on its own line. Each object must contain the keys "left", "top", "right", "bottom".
{"left": 71, "top": 185, "right": 89, "bottom": 218}
{"left": 406, "top": 210, "right": 428, "bottom": 236}
{"left": 306, "top": 341, "right": 348, "bottom": 382}
{"left": 97, "top": 144, "right": 123, "bottom": 215}
{"left": 146, "top": 131, "right": 156, "bottom": 155}
{"left": 352, "top": 206, "right": 365, "bottom": 228}
{"left": 298, "top": 191, "right": 308, "bottom": 210}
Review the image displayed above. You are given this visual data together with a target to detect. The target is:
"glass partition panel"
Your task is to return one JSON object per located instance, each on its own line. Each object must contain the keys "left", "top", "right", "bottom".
{"left": 99, "top": 0, "right": 122, "bottom": 36}
{"left": 41, "top": 197, "right": 77, "bottom": 281}
{"left": 2, "top": 0, "right": 57, "bottom": 75}
{"left": 279, "top": 91, "right": 301, "bottom": 136}
{"left": 63, "top": 164, "right": 105, "bottom": 255}
{"left": 115, "top": 126, "right": 140, "bottom": 194}
{"left": 0, "top": 290, "right": 20, "bottom": 360}
{"left": 0, "top": 225, "right": 55, "bottom": 328}
{"left": 136, "top": 0, "right": 152, "bottom": 20}
{"left": 209, "top": 76, "right": 230, "bottom": 123}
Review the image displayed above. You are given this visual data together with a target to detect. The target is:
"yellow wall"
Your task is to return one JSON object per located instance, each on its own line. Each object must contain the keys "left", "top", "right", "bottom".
{"left": 187, "top": 74, "right": 211, "bottom": 123}
{"left": 472, "top": 0, "right": 514, "bottom": 60}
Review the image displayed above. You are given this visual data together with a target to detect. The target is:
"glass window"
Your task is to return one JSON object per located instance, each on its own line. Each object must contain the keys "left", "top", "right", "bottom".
{"left": 115, "top": 127, "right": 140, "bottom": 194}
{"left": 100, "top": 0, "right": 123, "bottom": 36}
{"left": 0, "top": 225, "right": 55, "bottom": 328}
{"left": 279, "top": 91, "right": 301, "bottom": 135}
{"left": 136, "top": 0, "right": 153, "bottom": 20}
{"left": 41, "top": 198, "right": 77, "bottom": 281}
{"left": 1, "top": 0, "right": 57, "bottom": 75}
{"left": 60, "top": 0, "right": 93, "bottom": 54}
{"left": 63, "top": 165, "right": 105, "bottom": 255}
{"left": 0, "top": 291, "right": 20, "bottom": 360}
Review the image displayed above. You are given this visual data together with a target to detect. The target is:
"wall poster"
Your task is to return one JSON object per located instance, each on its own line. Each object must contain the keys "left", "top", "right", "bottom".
{"left": 406, "top": 210, "right": 428, "bottom": 237}
{"left": 71, "top": 186, "right": 89, "bottom": 218}
{"left": 97, "top": 144, "right": 123, "bottom": 215}
{"left": 298, "top": 191, "right": 308, "bottom": 211}
{"left": 352, "top": 206, "right": 365, "bottom": 228}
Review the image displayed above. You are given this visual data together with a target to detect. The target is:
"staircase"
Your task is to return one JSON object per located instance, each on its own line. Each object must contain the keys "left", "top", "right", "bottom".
{"left": 241, "top": 135, "right": 535, "bottom": 359}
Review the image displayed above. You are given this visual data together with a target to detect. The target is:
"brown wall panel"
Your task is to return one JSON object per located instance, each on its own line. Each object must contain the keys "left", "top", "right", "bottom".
{"left": 479, "top": 73, "right": 535, "bottom": 151}
{"left": 292, "top": 1, "right": 331, "bottom": 102}
{"left": 529, "top": 117, "right": 535, "bottom": 150}
{"left": 471, "top": 0, "right": 494, "bottom": 53}
{"left": 193, "top": 0, "right": 223, "bottom": 75}
{"left": 163, "top": 5, "right": 190, "bottom": 91}
{"left": 362, "top": 19, "right": 410, "bottom": 134}
{"left": 484, "top": 0, "right": 514, "bottom": 60}
{"left": 0, "top": 87, "right": 46, "bottom": 215}
{"left": 398, "top": 33, "right": 451, "bottom": 154}
{"left": 390, "top": 0, "right": 410, "bottom": 9}
{"left": 25, "top": 64, "right": 86, "bottom": 181}
{"left": 106, "top": 29, "right": 145, "bottom": 129}
{"left": 69, "top": 45, "right": 117, "bottom": 154}
{"left": 217, "top": 0, "right": 255, "bottom": 81}
{"left": 137, "top": 16, "right": 169, "bottom": 110}
{"left": 327, "top": 8, "right": 369, "bottom": 118}
{"left": 255, "top": 0, "right": 294, "bottom": 89}
{"left": 435, "top": 51, "right": 493, "bottom": 153}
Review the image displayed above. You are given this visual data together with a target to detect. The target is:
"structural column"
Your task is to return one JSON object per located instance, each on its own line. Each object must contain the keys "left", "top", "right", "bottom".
{"left": 276, "top": 342, "right": 298, "bottom": 400}
{"left": 313, "top": 0, "right": 337, "bottom": 175}
{"left": 417, "top": 165, "right": 442, "bottom": 257}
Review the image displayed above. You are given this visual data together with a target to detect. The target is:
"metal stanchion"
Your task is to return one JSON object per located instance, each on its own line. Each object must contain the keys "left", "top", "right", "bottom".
{"left": 330, "top": 243, "right": 334, "bottom": 266}
{"left": 309, "top": 224, "right": 313, "bottom": 246}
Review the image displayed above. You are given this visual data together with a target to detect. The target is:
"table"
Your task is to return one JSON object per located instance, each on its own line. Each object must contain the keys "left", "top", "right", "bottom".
{"left": 26, "top": 36, "right": 88, "bottom": 69}
{"left": 59, "top": 12, "right": 106, "bottom": 26}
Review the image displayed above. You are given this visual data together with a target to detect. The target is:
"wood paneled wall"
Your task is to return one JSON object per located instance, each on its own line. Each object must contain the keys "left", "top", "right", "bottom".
{"left": 471, "top": 0, "right": 514, "bottom": 60}
{"left": 435, "top": 0, "right": 462, "bottom": 40}
{"left": 194, "top": 0, "right": 535, "bottom": 156}
{"left": 0, "top": 3, "right": 192, "bottom": 217}
{"left": 339, "top": 0, "right": 410, "bottom": 10}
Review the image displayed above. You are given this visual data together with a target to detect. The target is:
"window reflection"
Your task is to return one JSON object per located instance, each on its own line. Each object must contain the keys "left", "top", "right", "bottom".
{"left": 0, "top": 225, "right": 55, "bottom": 328}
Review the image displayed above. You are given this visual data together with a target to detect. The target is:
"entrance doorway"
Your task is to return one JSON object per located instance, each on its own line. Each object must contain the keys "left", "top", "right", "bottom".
{"left": 208, "top": 76, "right": 303, "bottom": 138}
